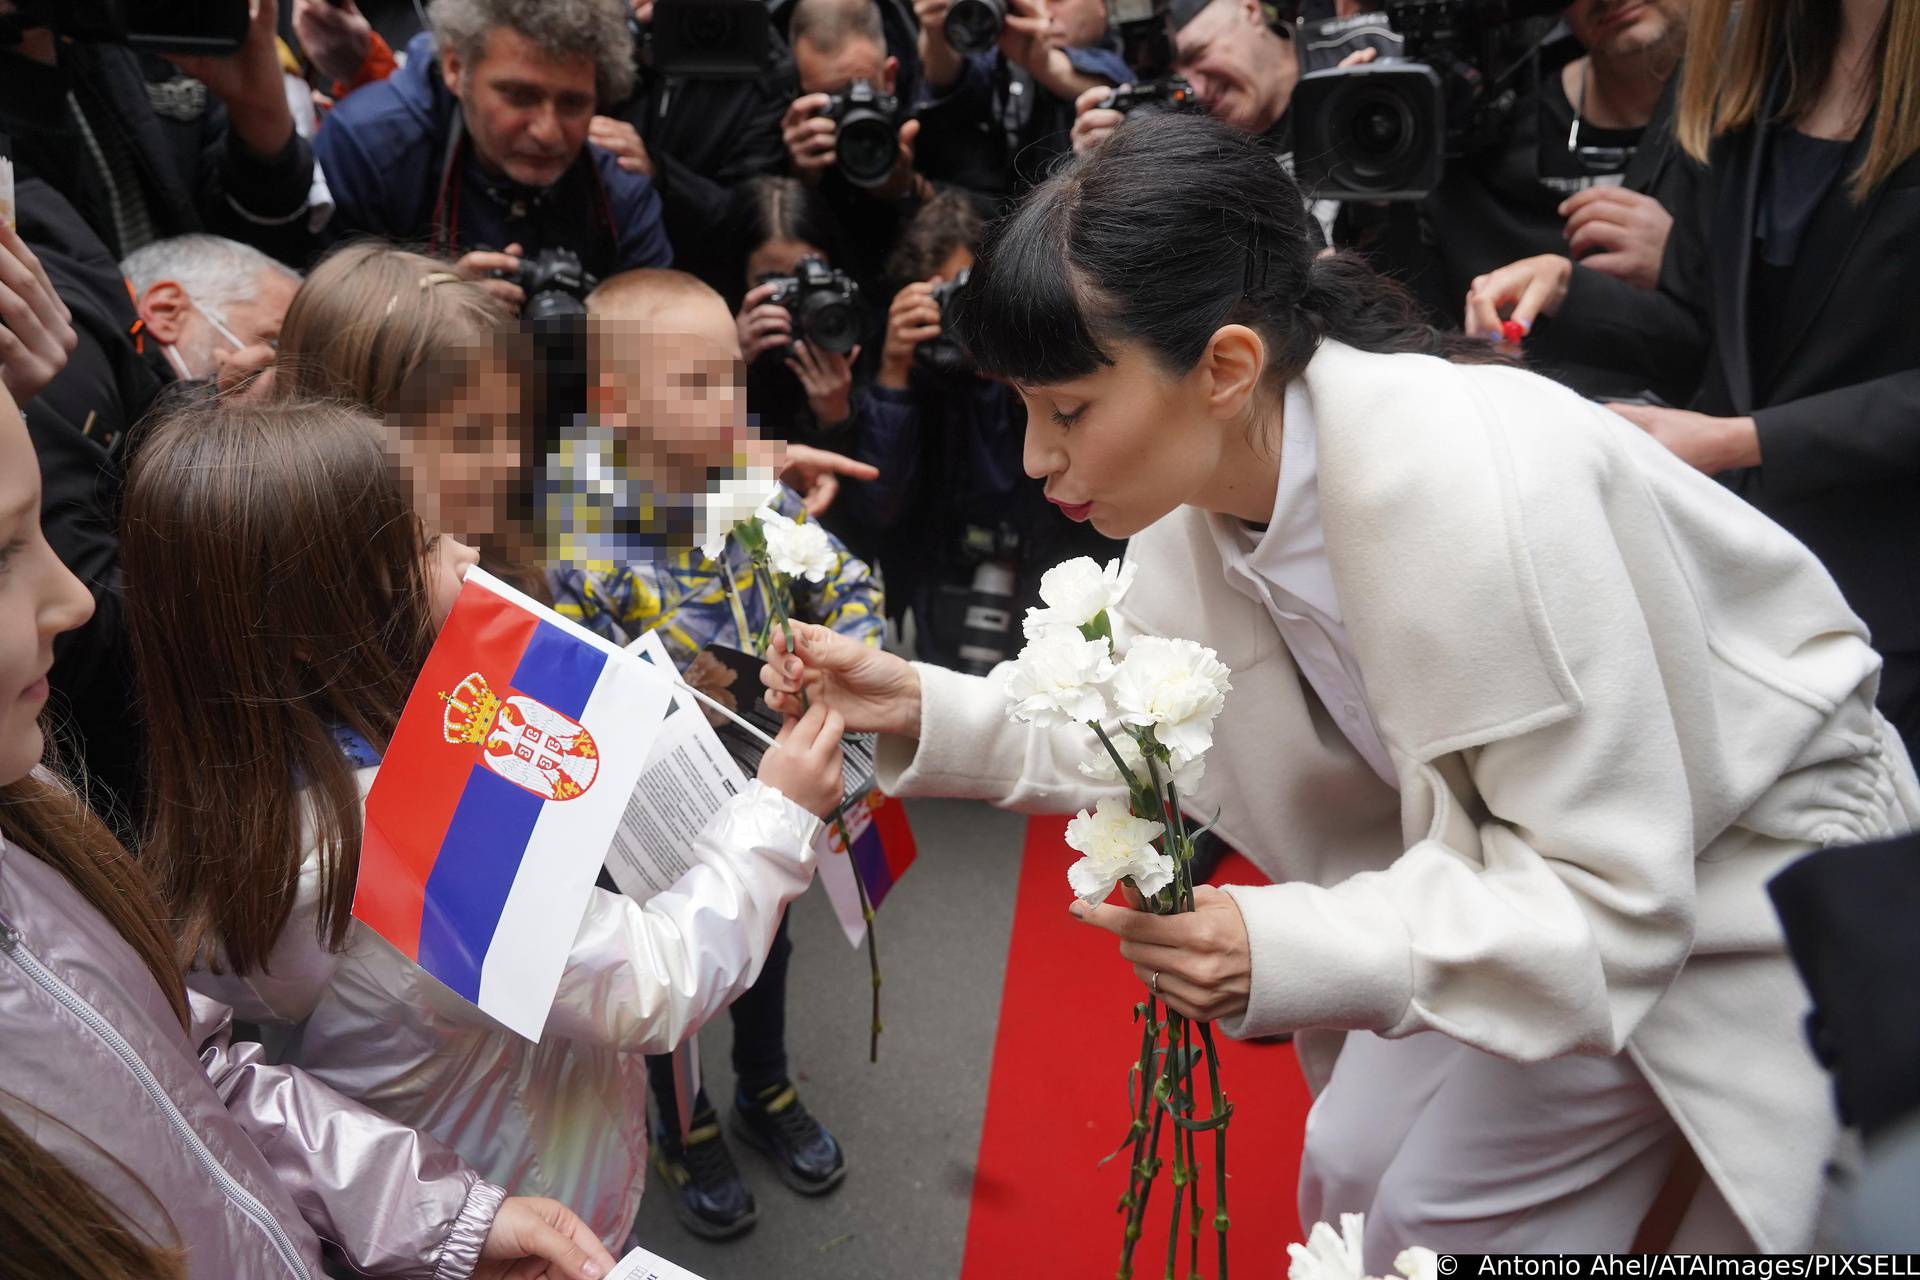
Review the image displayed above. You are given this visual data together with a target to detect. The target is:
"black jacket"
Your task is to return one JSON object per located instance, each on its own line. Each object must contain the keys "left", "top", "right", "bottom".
{"left": 16, "top": 178, "right": 172, "bottom": 831}
{"left": 1550, "top": 71, "right": 1920, "bottom": 654}
{"left": 0, "top": 42, "right": 320, "bottom": 267}
{"left": 614, "top": 62, "right": 792, "bottom": 294}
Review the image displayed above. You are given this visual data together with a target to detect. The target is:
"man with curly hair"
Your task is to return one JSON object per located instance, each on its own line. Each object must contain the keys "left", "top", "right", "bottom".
{"left": 316, "top": 0, "right": 672, "bottom": 297}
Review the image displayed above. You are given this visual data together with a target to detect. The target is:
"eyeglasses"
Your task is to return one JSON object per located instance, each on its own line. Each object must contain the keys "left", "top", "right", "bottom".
{"left": 1567, "top": 63, "right": 1633, "bottom": 174}
{"left": 197, "top": 303, "right": 277, "bottom": 353}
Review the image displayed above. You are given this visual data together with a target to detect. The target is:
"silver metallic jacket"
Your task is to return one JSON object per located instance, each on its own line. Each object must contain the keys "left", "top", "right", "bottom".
{"left": 193, "top": 777, "right": 822, "bottom": 1246}
{"left": 0, "top": 831, "right": 505, "bottom": 1280}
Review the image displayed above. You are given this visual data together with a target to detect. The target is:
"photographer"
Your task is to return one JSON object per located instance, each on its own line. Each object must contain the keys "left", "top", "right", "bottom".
{"left": 1351, "top": 0, "right": 1689, "bottom": 400}
{"left": 730, "top": 178, "right": 866, "bottom": 468}
{"left": 314, "top": 0, "right": 672, "bottom": 303}
{"left": 913, "top": 0, "right": 1129, "bottom": 198}
{"left": 0, "top": 0, "right": 322, "bottom": 267}
{"left": 599, "top": 0, "right": 793, "bottom": 294}
{"left": 845, "top": 193, "right": 1123, "bottom": 669}
{"left": 1071, "top": 0, "right": 1302, "bottom": 154}
{"left": 779, "top": 0, "right": 929, "bottom": 296}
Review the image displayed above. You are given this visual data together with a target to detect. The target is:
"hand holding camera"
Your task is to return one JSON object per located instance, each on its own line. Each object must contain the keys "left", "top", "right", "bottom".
{"left": 879, "top": 281, "right": 943, "bottom": 389}
{"left": 787, "top": 340, "right": 862, "bottom": 429}
{"left": 1071, "top": 83, "right": 1126, "bottom": 154}
{"left": 163, "top": 0, "right": 297, "bottom": 161}
{"left": 783, "top": 84, "right": 924, "bottom": 196}
{"left": 455, "top": 242, "right": 529, "bottom": 311}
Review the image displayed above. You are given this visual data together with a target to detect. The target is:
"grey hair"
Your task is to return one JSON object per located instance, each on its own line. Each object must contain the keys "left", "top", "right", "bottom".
{"left": 120, "top": 235, "right": 301, "bottom": 325}
{"left": 429, "top": 0, "right": 636, "bottom": 106}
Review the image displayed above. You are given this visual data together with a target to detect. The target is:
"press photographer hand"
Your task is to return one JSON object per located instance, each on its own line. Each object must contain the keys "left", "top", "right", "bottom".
{"left": 589, "top": 115, "right": 653, "bottom": 177}
{"left": 756, "top": 700, "right": 849, "bottom": 820}
{"left": 0, "top": 220, "right": 77, "bottom": 405}
{"left": 1560, "top": 187, "right": 1673, "bottom": 291}
{"left": 454, "top": 242, "right": 527, "bottom": 311}
{"left": 736, "top": 282, "right": 795, "bottom": 364}
{"left": 1071, "top": 83, "right": 1126, "bottom": 154}
{"left": 879, "top": 281, "right": 942, "bottom": 390}
{"left": 166, "top": 0, "right": 297, "bottom": 160}
{"left": 782, "top": 93, "right": 840, "bottom": 183}
{"left": 788, "top": 340, "right": 861, "bottom": 429}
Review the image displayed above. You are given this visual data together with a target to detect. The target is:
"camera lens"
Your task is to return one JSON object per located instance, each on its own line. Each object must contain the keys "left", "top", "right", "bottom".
{"left": 1338, "top": 86, "right": 1418, "bottom": 177}
{"left": 944, "top": 0, "right": 1006, "bottom": 55}
{"left": 800, "top": 291, "right": 861, "bottom": 354}
{"left": 836, "top": 113, "right": 898, "bottom": 188}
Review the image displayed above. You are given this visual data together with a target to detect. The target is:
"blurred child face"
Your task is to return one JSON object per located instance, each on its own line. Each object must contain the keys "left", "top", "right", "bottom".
{"left": 593, "top": 293, "right": 747, "bottom": 493}
{"left": 424, "top": 531, "right": 482, "bottom": 631}
{"left": 392, "top": 347, "right": 529, "bottom": 558}
{"left": 0, "top": 392, "right": 96, "bottom": 788}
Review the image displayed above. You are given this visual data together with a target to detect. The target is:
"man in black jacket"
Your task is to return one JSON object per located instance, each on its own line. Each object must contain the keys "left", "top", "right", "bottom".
{"left": 0, "top": 0, "right": 323, "bottom": 268}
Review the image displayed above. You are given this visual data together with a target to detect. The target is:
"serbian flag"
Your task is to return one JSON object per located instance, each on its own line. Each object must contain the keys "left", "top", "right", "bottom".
{"left": 353, "top": 568, "right": 672, "bottom": 1040}
{"left": 816, "top": 791, "right": 918, "bottom": 946}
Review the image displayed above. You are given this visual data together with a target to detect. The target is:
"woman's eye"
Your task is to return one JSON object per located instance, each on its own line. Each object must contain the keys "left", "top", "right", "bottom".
{"left": 0, "top": 537, "right": 24, "bottom": 573}
{"left": 1050, "top": 404, "right": 1086, "bottom": 428}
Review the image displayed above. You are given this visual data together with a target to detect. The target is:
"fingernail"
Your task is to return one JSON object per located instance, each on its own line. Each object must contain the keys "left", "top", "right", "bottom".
{"left": 787, "top": 659, "right": 802, "bottom": 675}
{"left": 583, "top": 1265, "right": 602, "bottom": 1278}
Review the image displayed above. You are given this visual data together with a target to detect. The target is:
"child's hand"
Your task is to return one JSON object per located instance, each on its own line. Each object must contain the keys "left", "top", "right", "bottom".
{"left": 757, "top": 700, "right": 846, "bottom": 819}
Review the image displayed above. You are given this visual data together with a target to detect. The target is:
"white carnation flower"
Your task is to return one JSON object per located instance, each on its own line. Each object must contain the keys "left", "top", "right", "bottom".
{"left": 1063, "top": 796, "right": 1172, "bottom": 902}
{"left": 1003, "top": 630, "right": 1117, "bottom": 728}
{"left": 1394, "top": 1248, "right": 1439, "bottom": 1280}
{"left": 697, "top": 466, "right": 781, "bottom": 560}
{"left": 757, "top": 506, "right": 838, "bottom": 583}
{"left": 1078, "top": 726, "right": 1206, "bottom": 791}
{"left": 1111, "top": 636, "right": 1233, "bottom": 763}
{"left": 1022, "top": 556, "right": 1136, "bottom": 640}
{"left": 1286, "top": 1214, "right": 1368, "bottom": 1280}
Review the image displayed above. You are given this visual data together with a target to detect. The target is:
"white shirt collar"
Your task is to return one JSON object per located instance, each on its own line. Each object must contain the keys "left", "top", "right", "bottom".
{"left": 1239, "top": 381, "right": 1343, "bottom": 623}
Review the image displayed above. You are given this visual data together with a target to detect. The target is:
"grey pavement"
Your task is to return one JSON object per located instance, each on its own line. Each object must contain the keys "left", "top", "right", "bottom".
{"left": 629, "top": 797, "right": 1029, "bottom": 1280}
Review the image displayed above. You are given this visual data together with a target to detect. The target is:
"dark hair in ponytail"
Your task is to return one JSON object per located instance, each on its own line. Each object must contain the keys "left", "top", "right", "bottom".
{"left": 951, "top": 112, "right": 1505, "bottom": 389}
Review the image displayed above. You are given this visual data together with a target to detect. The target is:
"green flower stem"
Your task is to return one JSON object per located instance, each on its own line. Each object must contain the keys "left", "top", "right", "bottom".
{"left": 1199, "top": 1020, "right": 1230, "bottom": 1279}
{"left": 751, "top": 547, "right": 884, "bottom": 1062}
{"left": 1119, "top": 997, "right": 1159, "bottom": 1215}
{"left": 1091, "top": 722, "right": 1144, "bottom": 793}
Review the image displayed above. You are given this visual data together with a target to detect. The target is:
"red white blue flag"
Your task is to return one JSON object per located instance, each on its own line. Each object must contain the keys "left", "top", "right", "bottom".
{"left": 353, "top": 569, "right": 672, "bottom": 1040}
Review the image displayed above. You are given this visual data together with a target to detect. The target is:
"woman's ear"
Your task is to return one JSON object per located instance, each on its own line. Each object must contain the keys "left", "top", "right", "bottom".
{"left": 1199, "top": 324, "right": 1266, "bottom": 422}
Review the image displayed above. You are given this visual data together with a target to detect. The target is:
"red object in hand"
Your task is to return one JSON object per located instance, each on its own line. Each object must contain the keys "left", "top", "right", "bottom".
{"left": 1500, "top": 319, "right": 1528, "bottom": 344}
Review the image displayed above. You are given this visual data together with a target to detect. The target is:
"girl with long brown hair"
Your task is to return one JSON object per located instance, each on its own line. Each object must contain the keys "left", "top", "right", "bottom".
{"left": 1469, "top": 0, "right": 1920, "bottom": 756}
{"left": 0, "top": 384, "right": 617, "bottom": 1280}
{"left": 123, "top": 395, "right": 848, "bottom": 1247}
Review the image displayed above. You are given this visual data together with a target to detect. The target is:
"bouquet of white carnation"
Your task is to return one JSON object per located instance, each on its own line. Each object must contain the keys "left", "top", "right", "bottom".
{"left": 1004, "top": 557, "right": 1236, "bottom": 1279}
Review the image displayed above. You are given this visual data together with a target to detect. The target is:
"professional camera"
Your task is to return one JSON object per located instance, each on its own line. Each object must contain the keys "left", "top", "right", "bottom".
{"left": 493, "top": 248, "right": 599, "bottom": 326}
{"left": 914, "top": 268, "right": 973, "bottom": 379}
{"left": 1099, "top": 77, "right": 1203, "bottom": 116}
{"left": 631, "top": 0, "right": 773, "bottom": 77}
{"left": 759, "top": 256, "right": 866, "bottom": 355}
{"left": 945, "top": 0, "right": 1007, "bottom": 55}
{"left": 822, "top": 80, "right": 902, "bottom": 189}
{"left": 1293, "top": 0, "right": 1562, "bottom": 202}
{"left": 0, "top": 0, "right": 248, "bottom": 54}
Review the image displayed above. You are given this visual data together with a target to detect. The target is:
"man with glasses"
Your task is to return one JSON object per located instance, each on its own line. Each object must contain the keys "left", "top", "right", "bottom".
{"left": 1348, "top": 0, "right": 1691, "bottom": 400}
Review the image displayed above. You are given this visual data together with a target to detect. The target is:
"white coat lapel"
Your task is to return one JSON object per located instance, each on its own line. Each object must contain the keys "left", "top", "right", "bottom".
{"left": 1301, "top": 342, "right": 1583, "bottom": 764}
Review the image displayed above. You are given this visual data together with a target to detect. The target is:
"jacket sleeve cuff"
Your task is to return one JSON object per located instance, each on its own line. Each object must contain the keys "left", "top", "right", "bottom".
{"left": 875, "top": 661, "right": 1015, "bottom": 799}
{"left": 222, "top": 128, "right": 315, "bottom": 224}
{"left": 433, "top": 1178, "right": 505, "bottom": 1280}
{"left": 1216, "top": 877, "right": 1414, "bottom": 1041}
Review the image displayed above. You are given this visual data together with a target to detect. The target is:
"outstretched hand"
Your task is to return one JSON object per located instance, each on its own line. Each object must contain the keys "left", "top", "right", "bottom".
{"left": 761, "top": 622, "right": 923, "bottom": 739}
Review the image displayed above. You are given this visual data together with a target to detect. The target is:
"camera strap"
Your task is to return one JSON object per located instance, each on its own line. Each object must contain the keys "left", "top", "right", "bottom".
{"left": 429, "top": 109, "right": 621, "bottom": 269}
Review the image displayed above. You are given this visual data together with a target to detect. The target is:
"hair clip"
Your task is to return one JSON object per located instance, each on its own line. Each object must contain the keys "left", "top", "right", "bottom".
{"left": 419, "top": 272, "right": 463, "bottom": 290}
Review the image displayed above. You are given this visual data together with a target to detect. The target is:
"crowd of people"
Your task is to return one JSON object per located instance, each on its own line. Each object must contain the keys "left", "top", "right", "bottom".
{"left": 1, "top": 0, "right": 1916, "bottom": 1271}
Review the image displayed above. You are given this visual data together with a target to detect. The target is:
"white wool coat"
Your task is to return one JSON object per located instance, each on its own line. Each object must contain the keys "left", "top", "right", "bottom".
{"left": 878, "top": 341, "right": 1919, "bottom": 1251}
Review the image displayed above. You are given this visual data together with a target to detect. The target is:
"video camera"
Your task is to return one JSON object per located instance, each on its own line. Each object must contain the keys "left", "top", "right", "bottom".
{"left": 758, "top": 256, "right": 866, "bottom": 356}
{"left": 822, "top": 80, "right": 903, "bottom": 189}
{"left": 1292, "top": 0, "right": 1562, "bottom": 202}
{"left": 0, "top": 0, "right": 249, "bottom": 55}
{"left": 631, "top": 0, "right": 774, "bottom": 78}
{"left": 945, "top": 0, "right": 1007, "bottom": 55}
{"left": 492, "top": 248, "right": 599, "bottom": 327}
{"left": 915, "top": 268, "right": 974, "bottom": 379}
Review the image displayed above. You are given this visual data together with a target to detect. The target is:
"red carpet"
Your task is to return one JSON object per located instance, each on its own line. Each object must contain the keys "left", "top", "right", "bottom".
{"left": 961, "top": 816, "right": 1313, "bottom": 1278}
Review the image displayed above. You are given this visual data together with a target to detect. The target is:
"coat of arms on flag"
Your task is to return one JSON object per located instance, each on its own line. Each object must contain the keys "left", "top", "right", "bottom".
{"left": 353, "top": 569, "right": 673, "bottom": 1040}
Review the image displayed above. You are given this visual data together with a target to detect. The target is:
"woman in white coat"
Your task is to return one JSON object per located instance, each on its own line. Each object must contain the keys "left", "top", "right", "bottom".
{"left": 762, "top": 114, "right": 1919, "bottom": 1261}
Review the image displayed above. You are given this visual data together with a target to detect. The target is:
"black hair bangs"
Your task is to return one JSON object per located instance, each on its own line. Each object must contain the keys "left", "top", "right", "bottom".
{"left": 948, "top": 183, "right": 1113, "bottom": 389}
